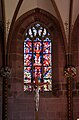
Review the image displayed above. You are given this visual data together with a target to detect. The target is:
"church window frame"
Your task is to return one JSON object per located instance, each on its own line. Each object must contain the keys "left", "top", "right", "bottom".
{"left": 24, "top": 22, "right": 53, "bottom": 92}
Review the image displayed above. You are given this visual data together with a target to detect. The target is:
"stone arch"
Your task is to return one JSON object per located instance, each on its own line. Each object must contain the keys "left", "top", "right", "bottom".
{"left": 7, "top": 8, "right": 66, "bottom": 97}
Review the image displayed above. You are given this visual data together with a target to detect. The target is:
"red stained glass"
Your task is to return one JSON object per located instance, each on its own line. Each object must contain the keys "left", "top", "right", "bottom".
{"left": 43, "top": 41, "right": 51, "bottom": 53}
{"left": 43, "top": 54, "right": 51, "bottom": 66}
{"left": 24, "top": 54, "right": 32, "bottom": 66}
{"left": 24, "top": 41, "right": 32, "bottom": 53}
{"left": 24, "top": 23, "right": 52, "bottom": 91}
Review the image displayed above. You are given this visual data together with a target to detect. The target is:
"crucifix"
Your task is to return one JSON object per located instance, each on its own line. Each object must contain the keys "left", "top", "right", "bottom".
{"left": 24, "top": 77, "right": 49, "bottom": 120}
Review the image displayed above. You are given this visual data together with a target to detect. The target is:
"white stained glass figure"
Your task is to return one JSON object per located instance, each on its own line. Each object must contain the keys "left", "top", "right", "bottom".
{"left": 32, "top": 27, "right": 37, "bottom": 36}
{"left": 42, "top": 28, "right": 46, "bottom": 37}
{"left": 29, "top": 28, "right": 33, "bottom": 37}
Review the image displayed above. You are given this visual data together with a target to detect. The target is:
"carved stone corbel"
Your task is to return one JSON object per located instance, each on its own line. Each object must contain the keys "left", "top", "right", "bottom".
{"left": 0, "top": 66, "right": 11, "bottom": 79}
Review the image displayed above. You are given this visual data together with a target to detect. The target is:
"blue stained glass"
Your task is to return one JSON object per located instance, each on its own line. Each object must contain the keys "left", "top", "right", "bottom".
{"left": 24, "top": 67, "right": 32, "bottom": 91}
{"left": 24, "top": 67, "right": 31, "bottom": 82}
{"left": 34, "top": 38, "right": 41, "bottom": 41}
{"left": 44, "top": 37, "right": 51, "bottom": 41}
{"left": 24, "top": 41, "right": 32, "bottom": 53}
{"left": 43, "top": 41, "right": 51, "bottom": 53}
{"left": 43, "top": 54, "right": 52, "bottom": 66}
{"left": 43, "top": 67, "right": 52, "bottom": 78}
{"left": 24, "top": 23, "right": 52, "bottom": 91}
{"left": 24, "top": 54, "right": 32, "bottom": 66}
{"left": 25, "top": 38, "right": 32, "bottom": 42}
{"left": 33, "top": 53, "right": 42, "bottom": 66}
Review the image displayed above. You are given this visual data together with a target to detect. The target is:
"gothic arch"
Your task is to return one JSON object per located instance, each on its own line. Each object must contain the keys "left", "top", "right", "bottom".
{"left": 7, "top": 8, "right": 66, "bottom": 96}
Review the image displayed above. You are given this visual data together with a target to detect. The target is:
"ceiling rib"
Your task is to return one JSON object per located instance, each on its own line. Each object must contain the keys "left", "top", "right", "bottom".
{"left": 68, "top": 0, "right": 73, "bottom": 49}
{"left": 51, "top": 0, "right": 67, "bottom": 53}
{"left": 7, "top": 0, "right": 24, "bottom": 52}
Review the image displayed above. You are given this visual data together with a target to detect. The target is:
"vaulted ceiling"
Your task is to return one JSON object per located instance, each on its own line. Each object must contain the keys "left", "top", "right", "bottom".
{"left": 0, "top": 0, "right": 79, "bottom": 43}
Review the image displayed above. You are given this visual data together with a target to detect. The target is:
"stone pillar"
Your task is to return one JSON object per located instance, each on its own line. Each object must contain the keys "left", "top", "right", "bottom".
{"left": 64, "top": 65, "right": 76, "bottom": 120}
{"left": 0, "top": 66, "right": 11, "bottom": 120}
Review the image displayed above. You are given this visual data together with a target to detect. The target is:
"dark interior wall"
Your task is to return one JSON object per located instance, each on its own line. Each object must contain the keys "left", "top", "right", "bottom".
{"left": 0, "top": 31, "right": 3, "bottom": 95}
{"left": 0, "top": 26, "right": 3, "bottom": 120}
{"left": 71, "top": 15, "right": 79, "bottom": 120}
{"left": 7, "top": 8, "right": 67, "bottom": 120}
{"left": 0, "top": 1, "right": 3, "bottom": 119}
{"left": 0, "top": 38, "right": 2, "bottom": 120}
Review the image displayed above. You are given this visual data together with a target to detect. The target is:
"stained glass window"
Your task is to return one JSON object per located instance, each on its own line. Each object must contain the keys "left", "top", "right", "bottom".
{"left": 24, "top": 23, "right": 52, "bottom": 91}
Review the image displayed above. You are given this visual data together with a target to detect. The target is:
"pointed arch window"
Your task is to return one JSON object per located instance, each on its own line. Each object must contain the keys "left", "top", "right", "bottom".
{"left": 24, "top": 23, "right": 52, "bottom": 91}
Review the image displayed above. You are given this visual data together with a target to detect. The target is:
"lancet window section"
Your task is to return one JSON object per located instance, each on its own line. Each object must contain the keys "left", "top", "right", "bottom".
{"left": 24, "top": 23, "right": 52, "bottom": 91}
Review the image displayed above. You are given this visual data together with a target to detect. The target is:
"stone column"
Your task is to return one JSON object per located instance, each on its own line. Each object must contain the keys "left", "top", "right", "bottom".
{"left": 0, "top": 66, "right": 11, "bottom": 120}
{"left": 64, "top": 65, "right": 76, "bottom": 120}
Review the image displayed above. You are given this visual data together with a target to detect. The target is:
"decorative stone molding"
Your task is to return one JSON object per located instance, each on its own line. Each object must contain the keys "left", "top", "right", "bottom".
{"left": 0, "top": 66, "right": 11, "bottom": 79}
{"left": 64, "top": 65, "right": 76, "bottom": 78}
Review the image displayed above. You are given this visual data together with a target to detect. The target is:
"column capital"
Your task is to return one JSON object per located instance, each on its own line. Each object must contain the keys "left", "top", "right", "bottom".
{"left": 0, "top": 66, "right": 11, "bottom": 79}
{"left": 64, "top": 65, "right": 76, "bottom": 78}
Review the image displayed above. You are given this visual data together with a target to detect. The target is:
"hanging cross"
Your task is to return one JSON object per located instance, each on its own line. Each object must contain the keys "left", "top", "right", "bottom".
{"left": 24, "top": 77, "right": 49, "bottom": 120}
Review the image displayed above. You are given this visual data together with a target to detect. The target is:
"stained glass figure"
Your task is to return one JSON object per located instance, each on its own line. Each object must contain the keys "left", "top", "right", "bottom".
{"left": 33, "top": 67, "right": 42, "bottom": 81}
{"left": 43, "top": 54, "right": 51, "bottom": 66}
{"left": 43, "top": 41, "right": 51, "bottom": 53}
{"left": 24, "top": 41, "right": 32, "bottom": 53}
{"left": 24, "top": 67, "right": 32, "bottom": 91}
{"left": 24, "top": 54, "right": 32, "bottom": 66}
{"left": 24, "top": 23, "right": 52, "bottom": 91}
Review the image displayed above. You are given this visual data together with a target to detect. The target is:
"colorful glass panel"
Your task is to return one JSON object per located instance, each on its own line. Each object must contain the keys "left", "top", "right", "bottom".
{"left": 44, "top": 37, "right": 51, "bottom": 41}
{"left": 43, "top": 67, "right": 52, "bottom": 78}
{"left": 43, "top": 54, "right": 51, "bottom": 66}
{"left": 33, "top": 42, "right": 42, "bottom": 53}
{"left": 24, "top": 67, "right": 31, "bottom": 82}
{"left": 24, "top": 54, "right": 32, "bottom": 66}
{"left": 33, "top": 66, "right": 42, "bottom": 82}
{"left": 33, "top": 53, "right": 42, "bottom": 66}
{"left": 24, "top": 23, "right": 52, "bottom": 91}
{"left": 25, "top": 37, "right": 32, "bottom": 42}
{"left": 34, "top": 38, "right": 41, "bottom": 42}
{"left": 43, "top": 78, "right": 52, "bottom": 91}
{"left": 24, "top": 41, "right": 32, "bottom": 53}
{"left": 42, "top": 28, "right": 46, "bottom": 37}
{"left": 43, "top": 41, "right": 51, "bottom": 53}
